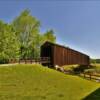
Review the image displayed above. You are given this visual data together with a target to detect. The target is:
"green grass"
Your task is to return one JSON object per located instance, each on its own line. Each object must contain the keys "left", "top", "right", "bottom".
{"left": 83, "top": 88, "right": 100, "bottom": 100}
{"left": 0, "top": 64, "right": 99, "bottom": 100}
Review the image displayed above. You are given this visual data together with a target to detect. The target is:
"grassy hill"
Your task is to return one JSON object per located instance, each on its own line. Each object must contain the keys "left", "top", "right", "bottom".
{"left": 0, "top": 64, "right": 99, "bottom": 100}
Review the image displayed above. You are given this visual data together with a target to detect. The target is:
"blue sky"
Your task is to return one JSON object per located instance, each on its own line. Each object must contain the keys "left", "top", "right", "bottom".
{"left": 0, "top": 0, "right": 100, "bottom": 58}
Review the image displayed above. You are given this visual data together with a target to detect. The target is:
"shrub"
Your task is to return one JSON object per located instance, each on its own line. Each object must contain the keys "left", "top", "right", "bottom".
{"left": 62, "top": 65, "right": 79, "bottom": 74}
{"left": 84, "top": 69, "right": 95, "bottom": 73}
{"left": 63, "top": 65, "right": 89, "bottom": 74}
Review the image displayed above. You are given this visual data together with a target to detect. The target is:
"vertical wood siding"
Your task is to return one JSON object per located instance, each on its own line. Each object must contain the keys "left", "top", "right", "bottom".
{"left": 41, "top": 42, "right": 90, "bottom": 67}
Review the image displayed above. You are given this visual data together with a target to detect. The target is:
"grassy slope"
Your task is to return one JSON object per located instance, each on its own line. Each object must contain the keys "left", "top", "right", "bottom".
{"left": 0, "top": 64, "right": 99, "bottom": 100}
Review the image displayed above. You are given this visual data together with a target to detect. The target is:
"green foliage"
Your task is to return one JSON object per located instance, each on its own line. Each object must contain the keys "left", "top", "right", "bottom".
{"left": 0, "top": 9, "right": 56, "bottom": 62}
{"left": 12, "top": 9, "right": 56, "bottom": 59}
{"left": 84, "top": 69, "right": 95, "bottom": 74}
{"left": 0, "top": 21, "right": 19, "bottom": 63}
{"left": 63, "top": 65, "right": 79, "bottom": 73}
{"left": 0, "top": 64, "right": 99, "bottom": 100}
{"left": 12, "top": 9, "right": 41, "bottom": 59}
{"left": 63, "top": 65, "right": 89, "bottom": 74}
{"left": 43, "top": 29, "right": 56, "bottom": 43}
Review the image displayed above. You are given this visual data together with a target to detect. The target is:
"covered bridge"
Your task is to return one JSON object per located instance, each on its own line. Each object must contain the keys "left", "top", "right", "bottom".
{"left": 40, "top": 41, "right": 90, "bottom": 67}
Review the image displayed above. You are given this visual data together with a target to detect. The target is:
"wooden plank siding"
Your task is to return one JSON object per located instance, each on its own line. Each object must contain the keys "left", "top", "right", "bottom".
{"left": 40, "top": 41, "right": 90, "bottom": 67}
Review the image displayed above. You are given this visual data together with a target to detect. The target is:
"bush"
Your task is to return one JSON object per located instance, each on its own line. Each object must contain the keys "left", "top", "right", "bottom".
{"left": 63, "top": 65, "right": 89, "bottom": 74}
{"left": 62, "top": 65, "right": 79, "bottom": 74}
{"left": 73, "top": 65, "right": 89, "bottom": 73}
{"left": 84, "top": 69, "right": 95, "bottom": 74}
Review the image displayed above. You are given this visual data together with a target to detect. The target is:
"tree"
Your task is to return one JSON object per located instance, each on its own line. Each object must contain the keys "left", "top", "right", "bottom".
{"left": 43, "top": 29, "right": 56, "bottom": 43}
{"left": 12, "top": 9, "right": 40, "bottom": 59}
{"left": 12, "top": 9, "right": 56, "bottom": 59}
{"left": 0, "top": 9, "right": 57, "bottom": 63}
{"left": 0, "top": 21, "right": 19, "bottom": 63}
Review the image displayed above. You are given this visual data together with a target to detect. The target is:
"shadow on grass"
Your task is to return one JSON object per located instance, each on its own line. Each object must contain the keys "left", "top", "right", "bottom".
{"left": 83, "top": 88, "right": 100, "bottom": 100}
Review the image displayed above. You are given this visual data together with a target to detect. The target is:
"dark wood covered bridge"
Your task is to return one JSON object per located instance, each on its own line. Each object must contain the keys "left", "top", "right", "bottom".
{"left": 41, "top": 41, "right": 90, "bottom": 68}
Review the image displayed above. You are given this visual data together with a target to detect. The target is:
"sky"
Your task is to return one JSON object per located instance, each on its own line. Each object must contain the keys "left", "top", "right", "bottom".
{"left": 0, "top": 0, "right": 100, "bottom": 58}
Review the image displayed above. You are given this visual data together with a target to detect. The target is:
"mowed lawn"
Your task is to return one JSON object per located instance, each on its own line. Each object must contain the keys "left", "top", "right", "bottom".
{"left": 0, "top": 64, "right": 99, "bottom": 100}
